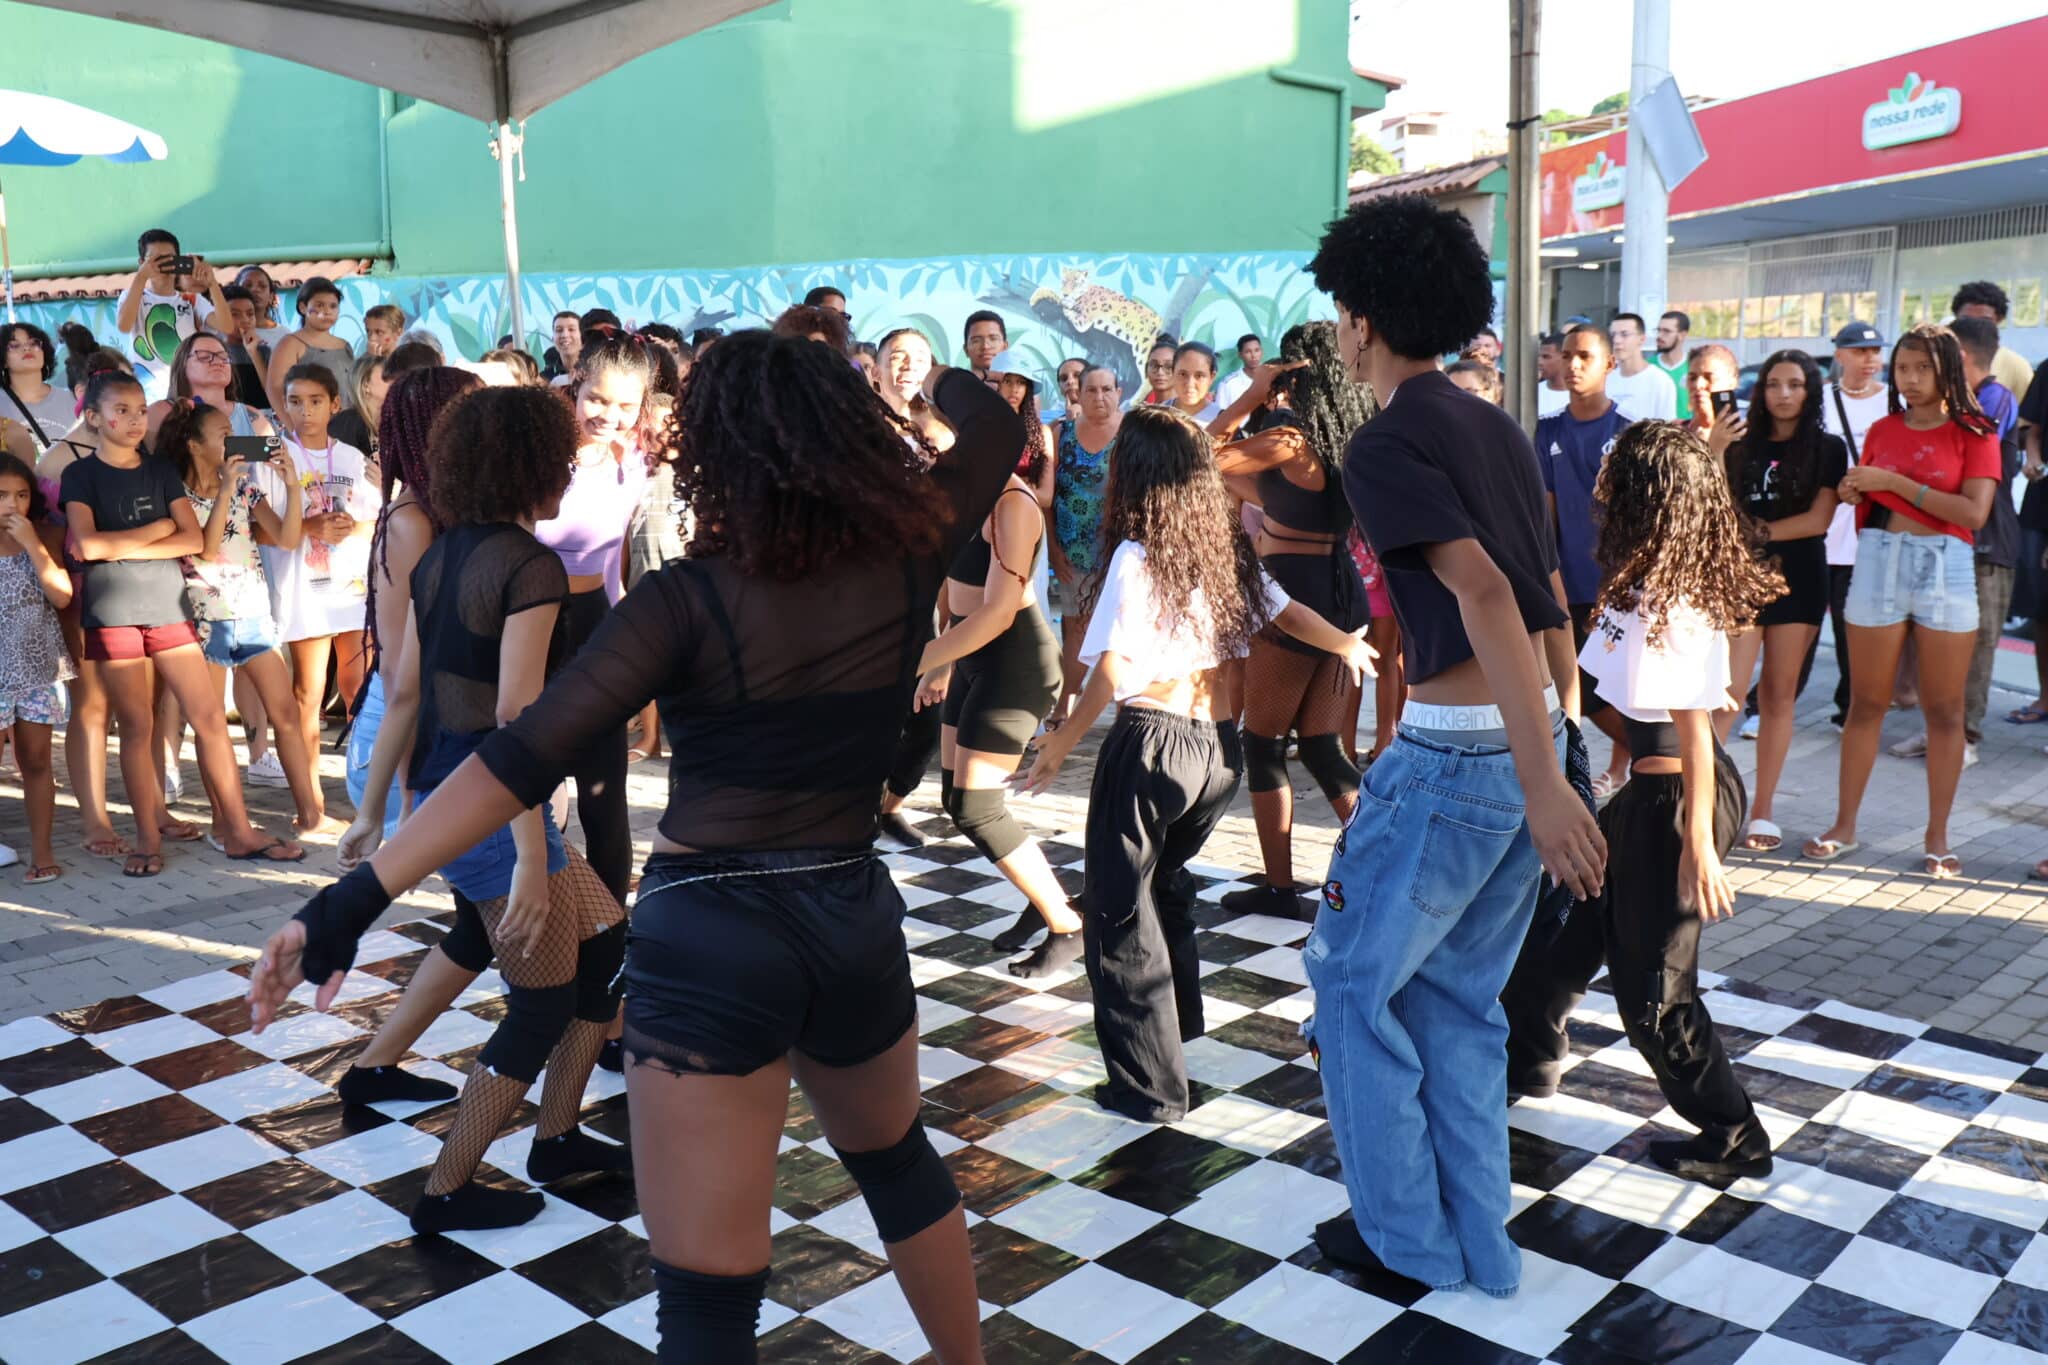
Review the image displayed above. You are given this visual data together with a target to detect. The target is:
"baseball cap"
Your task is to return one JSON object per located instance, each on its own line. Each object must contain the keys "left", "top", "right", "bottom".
{"left": 1832, "top": 321, "right": 1885, "bottom": 349}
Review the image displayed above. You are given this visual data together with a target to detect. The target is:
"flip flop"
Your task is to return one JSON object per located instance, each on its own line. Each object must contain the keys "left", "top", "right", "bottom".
{"left": 24, "top": 865, "right": 61, "bottom": 885}
{"left": 2032, "top": 860, "right": 2048, "bottom": 882}
{"left": 2008, "top": 705, "right": 2048, "bottom": 725}
{"left": 1802, "top": 837, "right": 1861, "bottom": 862}
{"left": 221, "top": 838, "right": 306, "bottom": 864}
{"left": 1741, "top": 818, "right": 1783, "bottom": 852}
{"left": 122, "top": 852, "right": 164, "bottom": 878}
{"left": 1923, "top": 853, "right": 1963, "bottom": 879}
{"left": 1592, "top": 772, "right": 1627, "bottom": 801}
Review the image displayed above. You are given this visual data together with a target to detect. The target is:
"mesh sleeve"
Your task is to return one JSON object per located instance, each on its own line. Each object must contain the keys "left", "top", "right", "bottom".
{"left": 503, "top": 545, "right": 570, "bottom": 617}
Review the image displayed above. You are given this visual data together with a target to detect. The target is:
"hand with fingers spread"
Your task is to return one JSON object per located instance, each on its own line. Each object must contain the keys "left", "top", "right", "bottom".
{"left": 1337, "top": 625, "right": 1378, "bottom": 689}
{"left": 250, "top": 864, "right": 393, "bottom": 1030}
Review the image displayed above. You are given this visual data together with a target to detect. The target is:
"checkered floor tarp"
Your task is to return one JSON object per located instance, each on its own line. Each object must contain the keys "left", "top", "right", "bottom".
{"left": 5, "top": 830, "right": 2048, "bottom": 1364}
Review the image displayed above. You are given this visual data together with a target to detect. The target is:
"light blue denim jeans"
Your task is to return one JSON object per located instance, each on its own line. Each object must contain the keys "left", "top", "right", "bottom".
{"left": 345, "top": 673, "right": 403, "bottom": 840}
{"left": 1303, "top": 714, "right": 1567, "bottom": 1296}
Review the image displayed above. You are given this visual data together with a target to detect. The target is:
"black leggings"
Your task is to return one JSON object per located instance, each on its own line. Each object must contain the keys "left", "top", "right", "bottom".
{"left": 941, "top": 606, "right": 1061, "bottom": 756}
{"left": 561, "top": 588, "right": 632, "bottom": 903}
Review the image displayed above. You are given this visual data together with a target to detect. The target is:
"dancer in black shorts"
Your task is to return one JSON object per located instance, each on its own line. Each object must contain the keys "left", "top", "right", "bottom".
{"left": 253, "top": 333, "right": 1018, "bottom": 1363}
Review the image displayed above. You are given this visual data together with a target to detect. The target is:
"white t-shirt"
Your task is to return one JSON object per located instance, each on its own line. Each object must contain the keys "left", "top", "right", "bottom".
{"left": 1606, "top": 364, "right": 1678, "bottom": 423}
{"left": 1081, "top": 540, "right": 1291, "bottom": 701}
{"left": 1214, "top": 370, "right": 1254, "bottom": 409}
{"left": 261, "top": 436, "right": 380, "bottom": 641}
{"left": 1819, "top": 383, "right": 1889, "bottom": 566}
{"left": 1537, "top": 383, "right": 1570, "bottom": 418}
{"left": 1577, "top": 601, "right": 1730, "bottom": 724}
{"left": 124, "top": 289, "right": 216, "bottom": 403}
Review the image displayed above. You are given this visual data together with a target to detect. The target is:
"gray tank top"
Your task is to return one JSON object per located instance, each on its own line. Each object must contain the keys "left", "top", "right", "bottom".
{"left": 295, "top": 342, "right": 356, "bottom": 408}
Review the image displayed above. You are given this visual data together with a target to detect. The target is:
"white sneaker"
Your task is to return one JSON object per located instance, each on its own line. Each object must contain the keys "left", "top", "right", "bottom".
{"left": 1738, "top": 714, "right": 1760, "bottom": 741}
{"left": 1963, "top": 743, "right": 1979, "bottom": 769}
{"left": 245, "top": 750, "right": 290, "bottom": 788}
{"left": 0, "top": 842, "right": 17, "bottom": 869}
{"left": 163, "top": 768, "right": 183, "bottom": 804}
{"left": 1889, "top": 732, "right": 1929, "bottom": 759}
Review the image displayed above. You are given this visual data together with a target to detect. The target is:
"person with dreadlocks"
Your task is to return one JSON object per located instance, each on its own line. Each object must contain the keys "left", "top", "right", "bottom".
{"left": 1505, "top": 421, "right": 1784, "bottom": 1183}
{"left": 1807, "top": 323, "right": 2000, "bottom": 879}
{"left": 262, "top": 386, "right": 628, "bottom": 1236}
{"left": 1020, "top": 406, "right": 1374, "bottom": 1122}
{"left": 1207, "top": 320, "right": 1374, "bottom": 918}
{"left": 254, "top": 332, "right": 1021, "bottom": 1361}
{"left": 332, "top": 365, "right": 488, "bottom": 1107}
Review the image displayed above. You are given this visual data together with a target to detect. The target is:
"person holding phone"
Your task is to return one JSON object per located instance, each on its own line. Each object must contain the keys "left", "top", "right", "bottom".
{"left": 115, "top": 230, "right": 232, "bottom": 403}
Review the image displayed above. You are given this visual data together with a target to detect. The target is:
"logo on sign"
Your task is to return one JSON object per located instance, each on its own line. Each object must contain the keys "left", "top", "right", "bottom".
{"left": 1572, "top": 150, "right": 1625, "bottom": 212}
{"left": 1861, "top": 72, "right": 1961, "bottom": 150}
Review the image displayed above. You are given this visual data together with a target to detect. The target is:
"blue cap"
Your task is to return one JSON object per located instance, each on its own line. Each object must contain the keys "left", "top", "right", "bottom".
{"left": 1832, "top": 321, "right": 1885, "bottom": 349}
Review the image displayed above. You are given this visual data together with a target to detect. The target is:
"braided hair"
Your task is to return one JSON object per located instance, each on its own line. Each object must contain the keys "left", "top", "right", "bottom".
{"left": 363, "top": 367, "right": 482, "bottom": 663}
{"left": 1888, "top": 324, "right": 1994, "bottom": 436}
{"left": 674, "top": 329, "right": 949, "bottom": 580}
{"left": 1274, "top": 321, "right": 1374, "bottom": 477}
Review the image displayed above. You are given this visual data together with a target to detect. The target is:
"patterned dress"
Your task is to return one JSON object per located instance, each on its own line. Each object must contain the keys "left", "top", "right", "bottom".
{"left": 1053, "top": 418, "right": 1113, "bottom": 576}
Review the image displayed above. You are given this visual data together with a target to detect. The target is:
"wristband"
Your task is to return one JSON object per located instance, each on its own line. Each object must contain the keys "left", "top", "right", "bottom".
{"left": 293, "top": 863, "right": 394, "bottom": 985}
{"left": 1913, "top": 483, "right": 1929, "bottom": 509}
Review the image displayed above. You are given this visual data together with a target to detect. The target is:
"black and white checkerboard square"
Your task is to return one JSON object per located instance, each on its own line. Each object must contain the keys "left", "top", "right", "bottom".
{"left": 4, "top": 830, "right": 2048, "bottom": 1363}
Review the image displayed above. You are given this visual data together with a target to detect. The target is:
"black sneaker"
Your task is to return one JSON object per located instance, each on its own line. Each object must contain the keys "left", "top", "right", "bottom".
{"left": 1648, "top": 1136, "right": 1773, "bottom": 1183}
{"left": 1218, "top": 881, "right": 1314, "bottom": 921}
{"left": 1313, "top": 1214, "right": 1432, "bottom": 1296}
{"left": 877, "top": 811, "right": 928, "bottom": 848}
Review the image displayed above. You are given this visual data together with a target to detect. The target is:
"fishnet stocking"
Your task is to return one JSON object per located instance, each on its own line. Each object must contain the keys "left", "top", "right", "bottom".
{"left": 1294, "top": 651, "right": 1359, "bottom": 738}
{"left": 538, "top": 1018, "right": 610, "bottom": 1138}
{"left": 423, "top": 1065, "right": 529, "bottom": 1195}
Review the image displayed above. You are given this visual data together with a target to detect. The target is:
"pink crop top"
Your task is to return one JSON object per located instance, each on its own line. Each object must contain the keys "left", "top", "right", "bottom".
{"left": 534, "top": 448, "right": 646, "bottom": 603}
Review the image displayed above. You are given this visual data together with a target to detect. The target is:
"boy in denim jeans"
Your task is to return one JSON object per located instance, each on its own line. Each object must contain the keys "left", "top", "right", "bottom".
{"left": 1299, "top": 196, "right": 1605, "bottom": 1296}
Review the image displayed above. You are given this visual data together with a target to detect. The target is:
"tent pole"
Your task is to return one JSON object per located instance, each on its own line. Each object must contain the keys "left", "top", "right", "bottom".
{"left": 1, "top": 174, "right": 14, "bottom": 322}
{"left": 493, "top": 121, "right": 524, "bottom": 349}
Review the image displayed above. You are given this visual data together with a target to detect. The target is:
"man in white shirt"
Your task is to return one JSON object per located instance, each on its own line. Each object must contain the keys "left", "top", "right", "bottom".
{"left": 116, "top": 229, "right": 231, "bottom": 403}
{"left": 1535, "top": 332, "right": 1570, "bottom": 417}
{"left": 1604, "top": 312, "right": 1678, "bottom": 422}
{"left": 1213, "top": 333, "right": 1263, "bottom": 408}
{"left": 1818, "top": 321, "right": 1889, "bottom": 725}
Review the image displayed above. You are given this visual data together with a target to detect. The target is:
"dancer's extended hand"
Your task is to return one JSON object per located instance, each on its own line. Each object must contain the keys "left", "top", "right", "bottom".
{"left": 914, "top": 667, "right": 951, "bottom": 712}
{"left": 1014, "top": 734, "right": 1072, "bottom": 796}
{"left": 1337, "top": 626, "right": 1378, "bottom": 688}
{"left": 499, "top": 857, "right": 550, "bottom": 959}
{"left": 336, "top": 817, "right": 382, "bottom": 872}
{"left": 248, "top": 919, "right": 343, "bottom": 1031}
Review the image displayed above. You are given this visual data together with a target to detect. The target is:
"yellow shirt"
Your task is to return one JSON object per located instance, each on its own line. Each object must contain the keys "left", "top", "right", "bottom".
{"left": 1994, "top": 346, "right": 2032, "bottom": 404}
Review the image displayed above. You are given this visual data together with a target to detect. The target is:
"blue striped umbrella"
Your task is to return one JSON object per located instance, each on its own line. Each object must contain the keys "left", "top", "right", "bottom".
{"left": 0, "top": 90, "right": 169, "bottom": 319}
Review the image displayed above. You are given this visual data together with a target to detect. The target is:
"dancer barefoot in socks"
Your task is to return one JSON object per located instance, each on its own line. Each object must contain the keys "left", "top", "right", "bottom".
{"left": 256, "top": 334, "right": 1020, "bottom": 1362}
{"left": 1020, "top": 407, "right": 1374, "bottom": 1121}
{"left": 1209, "top": 322, "right": 1373, "bottom": 918}
{"left": 269, "top": 386, "right": 628, "bottom": 1232}
{"left": 1505, "top": 421, "right": 1782, "bottom": 1182}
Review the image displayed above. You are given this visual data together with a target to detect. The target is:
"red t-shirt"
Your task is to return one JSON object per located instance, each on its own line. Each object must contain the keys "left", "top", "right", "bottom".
{"left": 1855, "top": 414, "right": 2001, "bottom": 544}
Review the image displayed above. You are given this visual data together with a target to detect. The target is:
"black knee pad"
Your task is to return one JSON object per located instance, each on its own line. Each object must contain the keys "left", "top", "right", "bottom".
{"left": 651, "top": 1257, "right": 769, "bottom": 1363}
{"left": 478, "top": 978, "right": 577, "bottom": 1083}
{"left": 575, "top": 923, "right": 627, "bottom": 1022}
{"left": 1243, "top": 731, "right": 1290, "bottom": 793}
{"left": 832, "top": 1121, "right": 961, "bottom": 1244}
{"left": 438, "top": 893, "right": 493, "bottom": 973}
{"left": 946, "top": 785, "right": 1025, "bottom": 863}
{"left": 1299, "top": 733, "right": 1360, "bottom": 802}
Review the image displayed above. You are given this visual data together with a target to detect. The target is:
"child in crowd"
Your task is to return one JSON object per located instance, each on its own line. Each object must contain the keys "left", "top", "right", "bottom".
{"left": 363, "top": 304, "right": 407, "bottom": 360}
{"left": 264, "top": 364, "right": 379, "bottom": 769}
{"left": 59, "top": 371, "right": 301, "bottom": 874}
{"left": 266, "top": 277, "right": 356, "bottom": 411}
{"left": 0, "top": 453, "right": 73, "bottom": 883}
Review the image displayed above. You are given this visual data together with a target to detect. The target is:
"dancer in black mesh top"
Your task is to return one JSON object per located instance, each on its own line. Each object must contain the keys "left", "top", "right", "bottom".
{"left": 252, "top": 332, "right": 1017, "bottom": 1364}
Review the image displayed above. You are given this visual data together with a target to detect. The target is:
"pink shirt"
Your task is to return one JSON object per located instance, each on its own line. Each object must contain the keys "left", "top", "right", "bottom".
{"left": 536, "top": 447, "right": 646, "bottom": 603}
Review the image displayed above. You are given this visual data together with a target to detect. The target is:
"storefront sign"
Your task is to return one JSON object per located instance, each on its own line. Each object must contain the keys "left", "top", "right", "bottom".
{"left": 1861, "top": 73, "right": 1962, "bottom": 151}
{"left": 1572, "top": 151, "right": 1625, "bottom": 212}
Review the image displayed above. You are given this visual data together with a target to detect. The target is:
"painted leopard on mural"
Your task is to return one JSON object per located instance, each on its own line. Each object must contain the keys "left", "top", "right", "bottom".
{"left": 1030, "top": 268, "right": 1166, "bottom": 374}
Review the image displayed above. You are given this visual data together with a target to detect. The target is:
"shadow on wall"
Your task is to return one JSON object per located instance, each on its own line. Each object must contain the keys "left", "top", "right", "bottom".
{"left": 22, "top": 251, "right": 1337, "bottom": 404}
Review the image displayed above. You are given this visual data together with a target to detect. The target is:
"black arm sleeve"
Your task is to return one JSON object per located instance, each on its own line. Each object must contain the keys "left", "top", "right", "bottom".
{"left": 929, "top": 369, "right": 1025, "bottom": 562}
{"left": 293, "top": 864, "right": 394, "bottom": 983}
{"left": 473, "top": 568, "right": 697, "bottom": 809}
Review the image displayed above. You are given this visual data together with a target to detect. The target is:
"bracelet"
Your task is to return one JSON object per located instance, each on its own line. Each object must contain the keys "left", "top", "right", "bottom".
{"left": 1913, "top": 483, "right": 1929, "bottom": 509}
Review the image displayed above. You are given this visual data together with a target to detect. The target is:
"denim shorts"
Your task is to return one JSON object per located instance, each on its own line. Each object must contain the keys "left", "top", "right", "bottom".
{"left": 1843, "top": 529, "right": 1978, "bottom": 633}
{"left": 414, "top": 780, "right": 569, "bottom": 902}
{"left": 346, "top": 673, "right": 404, "bottom": 839}
{"left": 201, "top": 616, "right": 280, "bottom": 668}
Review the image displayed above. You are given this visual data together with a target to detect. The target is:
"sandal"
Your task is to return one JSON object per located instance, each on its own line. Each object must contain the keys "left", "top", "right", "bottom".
{"left": 24, "top": 865, "right": 61, "bottom": 885}
{"left": 1923, "top": 853, "right": 1963, "bottom": 879}
{"left": 221, "top": 837, "right": 306, "bottom": 864}
{"left": 122, "top": 852, "right": 164, "bottom": 878}
{"left": 1591, "top": 772, "right": 1627, "bottom": 801}
{"left": 2031, "top": 860, "right": 2048, "bottom": 882}
{"left": 1740, "top": 818, "right": 1783, "bottom": 853}
{"left": 1801, "top": 836, "right": 1861, "bottom": 862}
{"left": 2008, "top": 704, "right": 2048, "bottom": 725}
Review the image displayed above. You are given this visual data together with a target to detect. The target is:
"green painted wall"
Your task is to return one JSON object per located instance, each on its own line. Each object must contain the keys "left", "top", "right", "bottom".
{"left": 1, "top": 0, "right": 1381, "bottom": 279}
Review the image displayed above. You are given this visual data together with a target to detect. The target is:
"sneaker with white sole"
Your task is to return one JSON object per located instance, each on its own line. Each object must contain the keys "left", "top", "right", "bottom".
{"left": 1889, "top": 732, "right": 1928, "bottom": 759}
{"left": 1738, "top": 714, "right": 1760, "bottom": 740}
{"left": 245, "top": 750, "right": 290, "bottom": 787}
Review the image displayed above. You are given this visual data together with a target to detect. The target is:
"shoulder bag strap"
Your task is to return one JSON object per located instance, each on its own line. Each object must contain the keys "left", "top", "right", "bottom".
{"left": 1831, "top": 386, "right": 1859, "bottom": 465}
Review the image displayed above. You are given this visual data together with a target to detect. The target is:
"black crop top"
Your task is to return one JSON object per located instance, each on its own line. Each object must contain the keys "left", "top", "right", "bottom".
{"left": 476, "top": 372, "right": 1022, "bottom": 850}
{"left": 408, "top": 523, "right": 569, "bottom": 789}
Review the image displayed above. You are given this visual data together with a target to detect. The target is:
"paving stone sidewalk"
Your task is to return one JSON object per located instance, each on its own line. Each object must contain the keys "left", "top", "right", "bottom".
{"left": 3, "top": 652, "right": 2045, "bottom": 1047}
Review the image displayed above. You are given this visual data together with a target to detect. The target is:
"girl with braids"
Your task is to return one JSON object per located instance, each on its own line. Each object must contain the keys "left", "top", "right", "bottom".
{"left": 292, "top": 386, "right": 629, "bottom": 1234}
{"left": 333, "top": 365, "right": 490, "bottom": 1108}
{"left": 1021, "top": 406, "right": 1373, "bottom": 1122}
{"left": 1720, "top": 350, "right": 1844, "bottom": 852}
{"left": 1507, "top": 421, "right": 1783, "bottom": 1183}
{"left": 1206, "top": 320, "right": 1375, "bottom": 918}
{"left": 255, "top": 332, "right": 1024, "bottom": 1362}
{"left": 1807, "top": 324, "right": 2000, "bottom": 878}
{"left": 534, "top": 335, "right": 651, "bottom": 903}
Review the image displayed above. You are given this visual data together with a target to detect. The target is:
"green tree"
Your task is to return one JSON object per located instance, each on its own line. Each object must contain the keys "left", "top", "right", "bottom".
{"left": 1590, "top": 90, "right": 1629, "bottom": 116}
{"left": 1350, "top": 131, "right": 1400, "bottom": 176}
{"left": 1540, "top": 108, "right": 1578, "bottom": 147}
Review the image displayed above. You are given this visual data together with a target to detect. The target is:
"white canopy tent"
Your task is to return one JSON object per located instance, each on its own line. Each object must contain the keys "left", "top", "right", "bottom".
{"left": 22, "top": 0, "right": 777, "bottom": 337}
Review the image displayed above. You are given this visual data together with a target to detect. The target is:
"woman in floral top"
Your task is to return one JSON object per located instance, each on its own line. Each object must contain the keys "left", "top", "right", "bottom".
{"left": 155, "top": 400, "right": 328, "bottom": 834}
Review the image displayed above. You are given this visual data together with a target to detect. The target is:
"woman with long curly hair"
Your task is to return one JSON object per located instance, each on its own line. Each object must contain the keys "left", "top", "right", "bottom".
{"left": 254, "top": 331, "right": 1023, "bottom": 1361}
{"left": 332, "top": 365, "right": 488, "bottom": 1108}
{"left": 1021, "top": 406, "right": 1372, "bottom": 1122}
{"left": 1719, "top": 350, "right": 1844, "bottom": 852}
{"left": 1510, "top": 420, "right": 1783, "bottom": 1183}
{"left": 272, "top": 385, "right": 629, "bottom": 1235}
{"left": 996, "top": 371, "right": 1054, "bottom": 507}
{"left": 1206, "top": 320, "right": 1375, "bottom": 917}
{"left": 1806, "top": 324, "right": 2000, "bottom": 877}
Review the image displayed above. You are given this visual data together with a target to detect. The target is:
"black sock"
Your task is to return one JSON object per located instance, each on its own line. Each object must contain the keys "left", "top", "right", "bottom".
{"left": 990, "top": 907, "right": 1043, "bottom": 951}
{"left": 411, "top": 1182, "right": 545, "bottom": 1234}
{"left": 527, "top": 1125, "right": 633, "bottom": 1184}
{"left": 1008, "top": 928, "right": 1084, "bottom": 979}
{"left": 337, "top": 1064, "right": 458, "bottom": 1107}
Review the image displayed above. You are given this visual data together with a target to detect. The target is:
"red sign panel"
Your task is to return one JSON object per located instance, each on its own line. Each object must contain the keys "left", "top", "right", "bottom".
{"left": 1541, "top": 16, "right": 2048, "bottom": 240}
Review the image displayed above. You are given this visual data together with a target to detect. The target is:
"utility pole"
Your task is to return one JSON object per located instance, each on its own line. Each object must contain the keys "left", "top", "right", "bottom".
{"left": 1618, "top": 0, "right": 1670, "bottom": 323}
{"left": 1506, "top": 0, "right": 1542, "bottom": 427}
